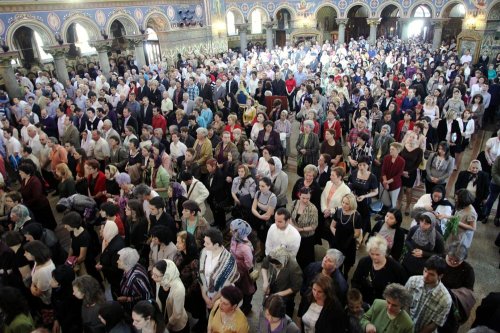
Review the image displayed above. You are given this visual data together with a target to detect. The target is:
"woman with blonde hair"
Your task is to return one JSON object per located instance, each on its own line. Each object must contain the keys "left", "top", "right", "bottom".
{"left": 55, "top": 163, "right": 76, "bottom": 198}
{"left": 329, "top": 193, "right": 362, "bottom": 276}
{"left": 422, "top": 95, "right": 439, "bottom": 122}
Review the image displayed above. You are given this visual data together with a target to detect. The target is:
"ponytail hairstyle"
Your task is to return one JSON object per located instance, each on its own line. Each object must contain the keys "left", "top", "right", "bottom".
{"left": 132, "top": 300, "right": 165, "bottom": 333}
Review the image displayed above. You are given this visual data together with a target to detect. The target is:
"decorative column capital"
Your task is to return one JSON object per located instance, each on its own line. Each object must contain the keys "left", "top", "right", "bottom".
{"left": 89, "top": 39, "right": 112, "bottom": 52}
{"left": 263, "top": 21, "right": 275, "bottom": 30}
{"left": 398, "top": 18, "right": 412, "bottom": 24}
{"left": 367, "top": 18, "right": 381, "bottom": 26}
{"left": 125, "top": 34, "right": 147, "bottom": 47}
{"left": 336, "top": 18, "right": 349, "bottom": 26}
{"left": 235, "top": 23, "right": 249, "bottom": 33}
{"left": 43, "top": 44, "right": 70, "bottom": 59}
{"left": 0, "top": 50, "right": 20, "bottom": 66}
{"left": 431, "top": 19, "right": 449, "bottom": 28}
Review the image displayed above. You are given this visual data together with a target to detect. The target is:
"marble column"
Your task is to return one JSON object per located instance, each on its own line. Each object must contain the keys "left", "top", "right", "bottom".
{"left": 43, "top": 45, "right": 70, "bottom": 84}
{"left": 367, "top": 19, "right": 380, "bottom": 45}
{"left": 0, "top": 51, "right": 22, "bottom": 98}
{"left": 236, "top": 23, "right": 249, "bottom": 52}
{"left": 432, "top": 19, "right": 447, "bottom": 51}
{"left": 336, "top": 19, "right": 348, "bottom": 45}
{"left": 400, "top": 18, "right": 411, "bottom": 41}
{"left": 263, "top": 22, "right": 275, "bottom": 50}
{"left": 126, "top": 34, "right": 147, "bottom": 70}
{"left": 89, "top": 39, "right": 112, "bottom": 77}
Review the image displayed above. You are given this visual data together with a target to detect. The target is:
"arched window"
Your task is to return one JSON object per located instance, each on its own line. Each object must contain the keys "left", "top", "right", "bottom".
{"left": 227, "top": 11, "right": 236, "bottom": 36}
{"left": 251, "top": 10, "right": 262, "bottom": 34}
{"left": 413, "top": 5, "right": 431, "bottom": 18}
{"left": 74, "top": 23, "right": 96, "bottom": 55}
{"left": 34, "top": 31, "right": 53, "bottom": 61}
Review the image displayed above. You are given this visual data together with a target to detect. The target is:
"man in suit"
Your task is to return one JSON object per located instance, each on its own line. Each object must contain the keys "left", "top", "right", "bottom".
{"left": 212, "top": 79, "right": 226, "bottom": 104}
{"left": 198, "top": 77, "right": 213, "bottom": 102}
{"left": 226, "top": 71, "right": 238, "bottom": 96}
{"left": 120, "top": 107, "right": 139, "bottom": 135}
{"left": 115, "top": 94, "right": 128, "bottom": 118}
{"left": 60, "top": 116, "right": 81, "bottom": 149}
{"left": 73, "top": 107, "right": 88, "bottom": 133}
{"left": 272, "top": 72, "right": 287, "bottom": 96}
{"left": 137, "top": 78, "right": 150, "bottom": 101}
{"left": 282, "top": 62, "right": 292, "bottom": 82}
{"left": 140, "top": 96, "right": 153, "bottom": 126}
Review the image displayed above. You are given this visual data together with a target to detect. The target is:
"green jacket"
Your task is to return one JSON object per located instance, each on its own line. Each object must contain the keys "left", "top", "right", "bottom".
{"left": 360, "top": 299, "right": 414, "bottom": 333}
{"left": 4, "top": 313, "right": 34, "bottom": 333}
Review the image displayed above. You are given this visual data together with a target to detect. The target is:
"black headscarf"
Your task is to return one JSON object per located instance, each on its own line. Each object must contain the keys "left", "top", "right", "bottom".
{"left": 431, "top": 185, "right": 454, "bottom": 210}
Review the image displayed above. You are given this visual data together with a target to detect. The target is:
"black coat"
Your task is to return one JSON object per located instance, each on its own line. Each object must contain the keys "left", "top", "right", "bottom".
{"left": 139, "top": 104, "right": 154, "bottom": 126}
{"left": 121, "top": 116, "right": 139, "bottom": 135}
{"left": 198, "top": 84, "right": 213, "bottom": 102}
{"left": 100, "top": 235, "right": 125, "bottom": 296}
{"left": 298, "top": 295, "right": 347, "bottom": 333}
{"left": 437, "top": 119, "right": 462, "bottom": 147}
{"left": 255, "top": 129, "right": 282, "bottom": 156}
{"left": 226, "top": 79, "right": 238, "bottom": 95}
{"left": 371, "top": 221, "right": 406, "bottom": 261}
{"left": 272, "top": 79, "right": 287, "bottom": 96}
{"left": 137, "top": 85, "right": 151, "bottom": 101}
{"left": 455, "top": 170, "right": 490, "bottom": 202}
{"left": 205, "top": 168, "right": 228, "bottom": 203}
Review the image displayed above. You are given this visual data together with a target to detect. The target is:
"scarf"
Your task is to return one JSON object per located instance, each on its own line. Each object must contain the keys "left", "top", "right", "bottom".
{"left": 230, "top": 219, "right": 252, "bottom": 244}
{"left": 430, "top": 186, "right": 454, "bottom": 211}
{"left": 200, "top": 248, "right": 238, "bottom": 293}
{"left": 411, "top": 212, "right": 437, "bottom": 249}
{"left": 159, "top": 259, "right": 181, "bottom": 290}
{"left": 102, "top": 221, "right": 119, "bottom": 252}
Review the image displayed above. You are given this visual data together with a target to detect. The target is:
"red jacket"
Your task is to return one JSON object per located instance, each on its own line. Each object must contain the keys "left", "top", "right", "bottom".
{"left": 381, "top": 155, "right": 406, "bottom": 191}
{"left": 88, "top": 171, "right": 107, "bottom": 204}
{"left": 152, "top": 114, "right": 167, "bottom": 135}
{"left": 323, "top": 119, "right": 342, "bottom": 141}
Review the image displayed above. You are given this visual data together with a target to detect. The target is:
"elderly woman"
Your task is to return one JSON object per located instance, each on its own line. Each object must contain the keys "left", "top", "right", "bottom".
{"left": 274, "top": 110, "right": 292, "bottom": 165}
{"left": 263, "top": 246, "right": 303, "bottom": 317}
{"left": 381, "top": 142, "right": 405, "bottom": 210}
{"left": 117, "top": 247, "right": 153, "bottom": 313}
{"left": 291, "top": 187, "right": 319, "bottom": 270}
{"left": 321, "top": 167, "right": 352, "bottom": 221}
{"left": 425, "top": 141, "right": 455, "bottom": 193}
{"left": 230, "top": 219, "right": 256, "bottom": 315}
{"left": 347, "top": 116, "right": 371, "bottom": 149}
{"left": 372, "top": 124, "right": 395, "bottom": 178}
{"left": 181, "top": 200, "right": 209, "bottom": 250}
{"left": 269, "top": 157, "right": 288, "bottom": 209}
{"left": 207, "top": 286, "right": 249, "bottom": 333}
{"left": 292, "top": 164, "right": 322, "bottom": 206}
{"left": 231, "top": 164, "right": 257, "bottom": 219}
{"left": 151, "top": 260, "right": 189, "bottom": 333}
{"left": 455, "top": 160, "right": 489, "bottom": 221}
{"left": 352, "top": 235, "right": 407, "bottom": 304}
{"left": 11, "top": 204, "right": 35, "bottom": 231}
{"left": 371, "top": 209, "right": 406, "bottom": 261}
{"left": 296, "top": 119, "right": 320, "bottom": 177}
{"left": 402, "top": 212, "right": 445, "bottom": 276}
{"left": 199, "top": 228, "right": 239, "bottom": 329}
{"left": 192, "top": 127, "right": 213, "bottom": 175}
{"left": 360, "top": 283, "right": 414, "bottom": 333}
{"left": 98, "top": 221, "right": 125, "bottom": 300}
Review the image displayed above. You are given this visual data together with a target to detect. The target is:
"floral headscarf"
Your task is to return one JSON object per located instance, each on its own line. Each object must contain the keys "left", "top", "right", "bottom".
{"left": 230, "top": 219, "right": 252, "bottom": 243}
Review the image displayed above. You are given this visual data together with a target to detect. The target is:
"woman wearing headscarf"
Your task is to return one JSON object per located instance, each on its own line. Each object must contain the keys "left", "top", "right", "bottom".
{"left": 401, "top": 212, "right": 445, "bottom": 276}
{"left": 269, "top": 157, "right": 288, "bottom": 209}
{"left": 11, "top": 204, "right": 35, "bottom": 232}
{"left": 230, "top": 219, "right": 256, "bottom": 315}
{"left": 97, "top": 221, "right": 125, "bottom": 300}
{"left": 51, "top": 265, "right": 82, "bottom": 333}
{"left": 371, "top": 209, "right": 406, "bottom": 261}
{"left": 116, "top": 247, "right": 153, "bottom": 313}
{"left": 151, "top": 259, "right": 189, "bottom": 333}
{"left": 413, "top": 185, "right": 454, "bottom": 232}
{"left": 455, "top": 160, "right": 489, "bottom": 221}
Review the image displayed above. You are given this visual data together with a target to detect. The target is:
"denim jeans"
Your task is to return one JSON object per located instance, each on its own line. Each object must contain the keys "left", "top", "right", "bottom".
{"left": 484, "top": 182, "right": 500, "bottom": 219}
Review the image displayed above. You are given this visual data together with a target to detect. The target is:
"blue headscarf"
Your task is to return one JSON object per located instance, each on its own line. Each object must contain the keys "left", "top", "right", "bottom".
{"left": 230, "top": 219, "right": 252, "bottom": 243}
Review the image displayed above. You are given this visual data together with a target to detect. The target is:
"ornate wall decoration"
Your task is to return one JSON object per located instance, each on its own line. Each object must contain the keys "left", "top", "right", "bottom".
{"left": 370, "top": 0, "right": 379, "bottom": 9}
{"left": 47, "top": 13, "right": 61, "bottom": 31}
{"left": 95, "top": 10, "right": 107, "bottom": 26}
{"left": 470, "top": 0, "right": 487, "bottom": 10}
{"left": 196, "top": 5, "right": 203, "bottom": 18}
{"left": 267, "top": 3, "right": 276, "bottom": 12}
{"left": 241, "top": 3, "right": 249, "bottom": 13}
{"left": 0, "top": 19, "right": 5, "bottom": 36}
{"left": 402, "top": 0, "right": 411, "bottom": 8}
{"left": 167, "top": 6, "right": 175, "bottom": 20}
{"left": 8, "top": 13, "right": 44, "bottom": 25}
{"left": 134, "top": 8, "right": 144, "bottom": 23}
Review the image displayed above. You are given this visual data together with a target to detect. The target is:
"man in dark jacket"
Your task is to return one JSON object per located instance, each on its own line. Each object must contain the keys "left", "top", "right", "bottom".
{"left": 272, "top": 72, "right": 287, "bottom": 96}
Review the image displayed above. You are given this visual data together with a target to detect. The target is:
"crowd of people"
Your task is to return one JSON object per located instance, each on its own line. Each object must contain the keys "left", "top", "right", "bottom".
{"left": 0, "top": 33, "right": 499, "bottom": 333}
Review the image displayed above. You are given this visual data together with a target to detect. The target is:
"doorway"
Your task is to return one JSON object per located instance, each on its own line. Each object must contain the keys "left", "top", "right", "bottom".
{"left": 275, "top": 30, "right": 286, "bottom": 47}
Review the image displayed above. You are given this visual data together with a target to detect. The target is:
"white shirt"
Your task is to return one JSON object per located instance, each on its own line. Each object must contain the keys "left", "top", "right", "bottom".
{"left": 144, "top": 190, "right": 159, "bottom": 219}
{"left": 265, "top": 223, "right": 301, "bottom": 257}
{"left": 170, "top": 141, "right": 187, "bottom": 159}
{"left": 460, "top": 54, "right": 472, "bottom": 64}
{"left": 6, "top": 136, "right": 22, "bottom": 157}
{"left": 486, "top": 137, "right": 500, "bottom": 162}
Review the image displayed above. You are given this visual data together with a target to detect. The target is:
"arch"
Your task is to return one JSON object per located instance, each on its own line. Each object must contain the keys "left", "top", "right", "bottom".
{"left": 247, "top": 5, "right": 270, "bottom": 22}
{"left": 375, "top": 1, "right": 404, "bottom": 18}
{"left": 61, "top": 14, "right": 100, "bottom": 42}
{"left": 143, "top": 10, "right": 171, "bottom": 31}
{"left": 408, "top": 1, "right": 436, "bottom": 18}
{"left": 313, "top": 3, "right": 340, "bottom": 18}
{"left": 439, "top": 0, "right": 466, "bottom": 18}
{"left": 486, "top": 0, "right": 500, "bottom": 18}
{"left": 344, "top": 2, "right": 372, "bottom": 18}
{"left": 274, "top": 4, "right": 297, "bottom": 21}
{"left": 226, "top": 7, "right": 245, "bottom": 24}
{"left": 6, "top": 19, "right": 56, "bottom": 51}
{"left": 105, "top": 12, "right": 140, "bottom": 36}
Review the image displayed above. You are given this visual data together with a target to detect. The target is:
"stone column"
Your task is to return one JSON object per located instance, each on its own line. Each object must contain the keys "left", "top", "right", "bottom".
{"left": 336, "top": 19, "right": 349, "bottom": 45}
{"left": 0, "top": 51, "right": 22, "bottom": 98}
{"left": 43, "top": 45, "right": 70, "bottom": 84}
{"left": 399, "top": 18, "right": 411, "bottom": 41}
{"left": 89, "top": 39, "right": 112, "bottom": 77}
{"left": 126, "top": 34, "right": 147, "bottom": 70}
{"left": 432, "top": 19, "right": 447, "bottom": 51}
{"left": 263, "top": 21, "right": 275, "bottom": 50}
{"left": 236, "top": 23, "right": 249, "bottom": 52}
{"left": 367, "top": 19, "right": 380, "bottom": 45}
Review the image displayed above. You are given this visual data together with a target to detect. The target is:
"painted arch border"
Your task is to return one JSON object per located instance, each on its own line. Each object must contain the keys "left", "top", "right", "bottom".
{"left": 5, "top": 18, "right": 57, "bottom": 51}
{"left": 438, "top": 0, "right": 467, "bottom": 18}
{"left": 343, "top": 1, "right": 373, "bottom": 19}
{"left": 105, "top": 12, "right": 141, "bottom": 36}
{"left": 247, "top": 4, "right": 271, "bottom": 23}
{"left": 142, "top": 9, "right": 172, "bottom": 31}
{"left": 273, "top": 4, "right": 298, "bottom": 21}
{"left": 313, "top": 3, "right": 341, "bottom": 19}
{"left": 225, "top": 6, "right": 246, "bottom": 24}
{"left": 60, "top": 13, "right": 101, "bottom": 43}
{"left": 407, "top": 0, "right": 437, "bottom": 18}
{"left": 375, "top": 1, "right": 405, "bottom": 18}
